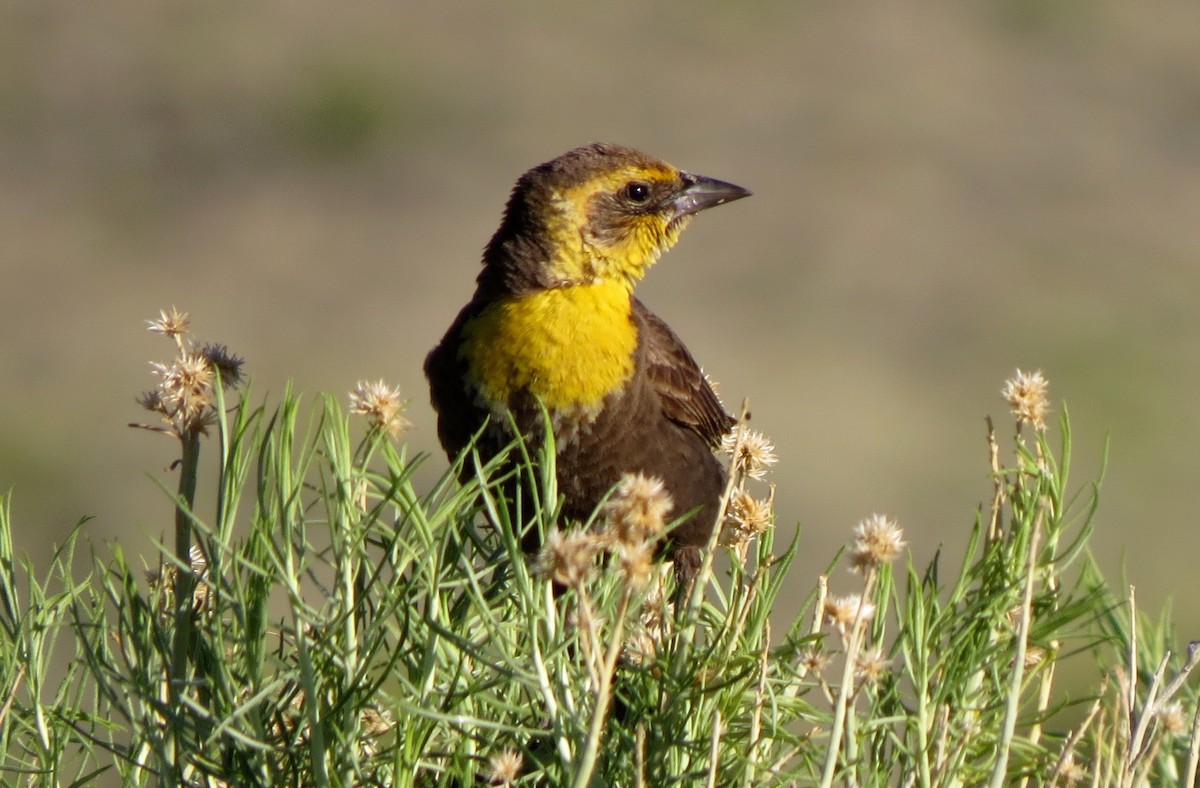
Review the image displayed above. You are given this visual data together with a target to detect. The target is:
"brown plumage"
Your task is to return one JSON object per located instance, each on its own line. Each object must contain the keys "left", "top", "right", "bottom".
{"left": 425, "top": 143, "right": 749, "bottom": 587}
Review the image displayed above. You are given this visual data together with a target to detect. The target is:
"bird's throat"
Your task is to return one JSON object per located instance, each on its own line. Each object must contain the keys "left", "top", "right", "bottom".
{"left": 461, "top": 281, "right": 638, "bottom": 414}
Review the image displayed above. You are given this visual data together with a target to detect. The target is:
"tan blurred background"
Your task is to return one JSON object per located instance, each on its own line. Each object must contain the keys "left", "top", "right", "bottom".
{"left": 2, "top": 2, "right": 1198, "bottom": 632}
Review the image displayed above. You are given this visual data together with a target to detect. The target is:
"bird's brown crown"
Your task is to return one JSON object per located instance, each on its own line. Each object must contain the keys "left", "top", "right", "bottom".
{"left": 477, "top": 142, "right": 750, "bottom": 297}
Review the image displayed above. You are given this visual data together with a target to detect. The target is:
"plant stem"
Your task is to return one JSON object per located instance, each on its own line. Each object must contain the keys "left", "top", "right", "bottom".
{"left": 572, "top": 588, "right": 632, "bottom": 788}
{"left": 819, "top": 570, "right": 877, "bottom": 788}
{"left": 988, "top": 507, "right": 1041, "bottom": 788}
{"left": 169, "top": 430, "right": 201, "bottom": 769}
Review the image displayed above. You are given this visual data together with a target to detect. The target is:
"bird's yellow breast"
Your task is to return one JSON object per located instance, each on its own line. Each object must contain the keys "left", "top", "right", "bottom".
{"left": 460, "top": 281, "right": 638, "bottom": 413}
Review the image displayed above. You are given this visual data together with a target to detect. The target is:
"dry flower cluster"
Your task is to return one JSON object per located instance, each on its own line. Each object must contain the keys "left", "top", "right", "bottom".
{"left": 537, "top": 470, "right": 673, "bottom": 594}
{"left": 486, "top": 748, "right": 524, "bottom": 785}
{"left": 134, "top": 307, "right": 244, "bottom": 439}
{"left": 848, "top": 513, "right": 907, "bottom": 573}
{"left": 1001, "top": 368, "right": 1050, "bottom": 432}
{"left": 349, "top": 379, "right": 411, "bottom": 438}
{"left": 721, "top": 427, "right": 778, "bottom": 552}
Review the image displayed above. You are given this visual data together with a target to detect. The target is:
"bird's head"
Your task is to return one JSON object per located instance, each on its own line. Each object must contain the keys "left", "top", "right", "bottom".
{"left": 481, "top": 143, "right": 750, "bottom": 294}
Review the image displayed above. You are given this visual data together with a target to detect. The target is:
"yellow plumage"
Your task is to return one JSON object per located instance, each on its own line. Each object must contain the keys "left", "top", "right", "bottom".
{"left": 459, "top": 281, "right": 637, "bottom": 411}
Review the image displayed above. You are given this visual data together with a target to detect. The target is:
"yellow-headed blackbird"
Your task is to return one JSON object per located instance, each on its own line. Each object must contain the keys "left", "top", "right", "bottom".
{"left": 425, "top": 143, "right": 750, "bottom": 586}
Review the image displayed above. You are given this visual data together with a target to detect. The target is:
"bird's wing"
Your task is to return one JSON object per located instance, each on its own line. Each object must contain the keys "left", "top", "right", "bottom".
{"left": 634, "top": 298, "right": 736, "bottom": 450}
{"left": 424, "top": 303, "right": 490, "bottom": 461}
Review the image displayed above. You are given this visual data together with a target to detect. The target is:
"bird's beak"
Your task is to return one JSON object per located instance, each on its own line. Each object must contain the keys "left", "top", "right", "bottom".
{"left": 671, "top": 173, "right": 752, "bottom": 219}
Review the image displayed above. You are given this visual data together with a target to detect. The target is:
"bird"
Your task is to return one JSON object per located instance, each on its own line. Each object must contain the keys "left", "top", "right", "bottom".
{"left": 424, "top": 142, "right": 750, "bottom": 588}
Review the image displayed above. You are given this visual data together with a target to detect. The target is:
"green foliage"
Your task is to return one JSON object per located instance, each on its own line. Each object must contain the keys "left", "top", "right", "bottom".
{"left": 0, "top": 382, "right": 1197, "bottom": 785}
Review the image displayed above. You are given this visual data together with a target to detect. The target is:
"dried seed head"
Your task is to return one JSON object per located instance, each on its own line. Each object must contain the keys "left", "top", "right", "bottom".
{"left": 823, "top": 593, "right": 876, "bottom": 635}
{"left": 135, "top": 309, "right": 246, "bottom": 440}
{"left": 348, "top": 379, "right": 411, "bottom": 437}
{"left": 727, "top": 490, "right": 773, "bottom": 542}
{"left": 722, "top": 429, "right": 778, "bottom": 480}
{"left": 199, "top": 343, "right": 245, "bottom": 388}
{"left": 614, "top": 541, "right": 655, "bottom": 592}
{"left": 137, "top": 388, "right": 167, "bottom": 415}
{"left": 604, "top": 472, "right": 672, "bottom": 547}
{"left": 143, "top": 351, "right": 224, "bottom": 436}
{"left": 486, "top": 748, "right": 523, "bottom": 786}
{"left": 1001, "top": 368, "right": 1050, "bottom": 431}
{"left": 156, "top": 351, "right": 215, "bottom": 425}
{"left": 800, "top": 648, "right": 830, "bottom": 676}
{"left": 849, "top": 514, "right": 906, "bottom": 572}
{"left": 1055, "top": 751, "right": 1087, "bottom": 786}
{"left": 1157, "top": 701, "right": 1188, "bottom": 736}
{"left": 538, "top": 529, "right": 600, "bottom": 587}
{"left": 854, "top": 647, "right": 891, "bottom": 683}
{"left": 638, "top": 580, "right": 673, "bottom": 633}
{"left": 622, "top": 628, "right": 658, "bottom": 667}
{"left": 147, "top": 306, "right": 190, "bottom": 339}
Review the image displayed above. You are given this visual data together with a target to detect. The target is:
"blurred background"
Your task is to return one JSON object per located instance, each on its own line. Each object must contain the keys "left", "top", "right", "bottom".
{"left": 2, "top": 2, "right": 1199, "bottom": 632}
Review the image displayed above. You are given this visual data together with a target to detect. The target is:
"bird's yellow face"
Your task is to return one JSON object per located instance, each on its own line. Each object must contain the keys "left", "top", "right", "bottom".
{"left": 543, "top": 163, "right": 694, "bottom": 287}
{"left": 484, "top": 144, "right": 750, "bottom": 293}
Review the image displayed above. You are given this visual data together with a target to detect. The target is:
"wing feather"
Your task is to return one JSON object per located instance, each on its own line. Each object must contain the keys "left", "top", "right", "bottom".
{"left": 633, "top": 298, "right": 735, "bottom": 449}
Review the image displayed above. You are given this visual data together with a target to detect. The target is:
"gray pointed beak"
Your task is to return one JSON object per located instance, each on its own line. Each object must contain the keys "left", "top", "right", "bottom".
{"left": 672, "top": 173, "right": 752, "bottom": 219}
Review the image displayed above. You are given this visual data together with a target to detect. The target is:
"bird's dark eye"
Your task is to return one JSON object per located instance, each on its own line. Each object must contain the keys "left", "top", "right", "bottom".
{"left": 624, "top": 181, "right": 652, "bottom": 204}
